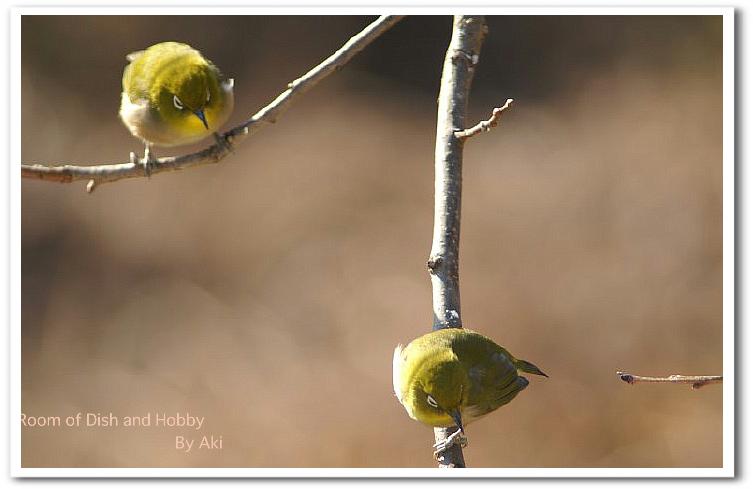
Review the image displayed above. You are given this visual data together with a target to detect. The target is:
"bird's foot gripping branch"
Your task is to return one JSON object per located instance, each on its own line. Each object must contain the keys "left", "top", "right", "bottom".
{"left": 433, "top": 428, "right": 468, "bottom": 460}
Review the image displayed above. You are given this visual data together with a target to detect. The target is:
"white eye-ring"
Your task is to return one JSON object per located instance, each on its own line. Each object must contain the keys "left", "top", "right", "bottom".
{"left": 426, "top": 395, "right": 439, "bottom": 408}
{"left": 206, "top": 89, "right": 211, "bottom": 103}
{"left": 173, "top": 95, "right": 184, "bottom": 110}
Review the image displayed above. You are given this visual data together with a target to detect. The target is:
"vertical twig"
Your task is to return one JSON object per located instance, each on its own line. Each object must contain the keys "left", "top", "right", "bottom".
{"left": 427, "top": 15, "right": 487, "bottom": 469}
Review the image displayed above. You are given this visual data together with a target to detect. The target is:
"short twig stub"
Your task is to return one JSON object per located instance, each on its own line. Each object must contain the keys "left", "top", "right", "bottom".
{"left": 454, "top": 98, "right": 514, "bottom": 140}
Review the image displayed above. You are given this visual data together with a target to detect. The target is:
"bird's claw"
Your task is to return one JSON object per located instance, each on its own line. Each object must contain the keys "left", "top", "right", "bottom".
{"left": 142, "top": 145, "right": 156, "bottom": 178}
{"left": 131, "top": 146, "right": 156, "bottom": 178}
{"left": 213, "top": 132, "right": 233, "bottom": 158}
{"left": 432, "top": 429, "right": 468, "bottom": 460}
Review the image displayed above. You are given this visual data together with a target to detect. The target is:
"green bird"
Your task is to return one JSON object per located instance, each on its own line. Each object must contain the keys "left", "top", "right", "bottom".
{"left": 393, "top": 328, "right": 547, "bottom": 456}
{"left": 119, "top": 42, "right": 234, "bottom": 166}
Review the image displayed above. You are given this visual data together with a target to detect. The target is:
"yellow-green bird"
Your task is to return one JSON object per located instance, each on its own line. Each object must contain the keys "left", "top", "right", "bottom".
{"left": 393, "top": 328, "right": 547, "bottom": 455}
{"left": 119, "top": 42, "right": 234, "bottom": 161}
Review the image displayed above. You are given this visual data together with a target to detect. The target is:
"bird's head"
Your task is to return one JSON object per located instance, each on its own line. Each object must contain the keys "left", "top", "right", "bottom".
{"left": 415, "top": 356, "right": 467, "bottom": 432}
{"left": 154, "top": 58, "right": 221, "bottom": 131}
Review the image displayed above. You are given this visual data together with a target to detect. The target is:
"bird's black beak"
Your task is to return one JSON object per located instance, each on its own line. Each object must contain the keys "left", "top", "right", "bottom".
{"left": 193, "top": 109, "right": 209, "bottom": 130}
{"left": 450, "top": 409, "right": 464, "bottom": 434}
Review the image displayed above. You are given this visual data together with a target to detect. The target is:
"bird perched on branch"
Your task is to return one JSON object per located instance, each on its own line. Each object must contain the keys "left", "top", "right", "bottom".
{"left": 393, "top": 328, "right": 547, "bottom": 458}
{"left": 119, "top": 41, "right": 234, "bottom": 172}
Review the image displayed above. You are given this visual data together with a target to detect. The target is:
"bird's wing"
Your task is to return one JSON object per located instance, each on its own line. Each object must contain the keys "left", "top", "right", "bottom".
{"left": 126, "top": 50, "right": 145, "bottom": 63}
{"left": 463, "top": 350, "right": 529, "bottom": 420}
{"left": 392, "top": 344, "right": 406, "bottom": 402}
{"left": 121, "top": 52, "right": 148, "bottom": 102}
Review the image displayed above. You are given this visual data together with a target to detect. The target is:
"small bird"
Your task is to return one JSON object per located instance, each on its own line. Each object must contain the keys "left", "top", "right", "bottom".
{"left": 393, "top": 328, "right": 547, "bottom": 457}
{"left": 119, "top": 42, "right": 235, "bottom": 170}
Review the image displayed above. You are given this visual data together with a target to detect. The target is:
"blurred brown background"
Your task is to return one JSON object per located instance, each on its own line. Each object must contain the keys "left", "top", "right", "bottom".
{"left": 21, "top": 15, "right": 723, "bottom": 468}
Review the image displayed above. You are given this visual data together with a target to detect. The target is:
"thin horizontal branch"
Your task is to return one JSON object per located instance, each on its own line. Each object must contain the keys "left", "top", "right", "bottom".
{"left": 454, "top": 98, "right": 513, "bottom": 140}
{"left": 21, "top": 15, "right": 404, "bottom": 192}
{"left": 616, "top": 371, "right": 723, "bottom": 390}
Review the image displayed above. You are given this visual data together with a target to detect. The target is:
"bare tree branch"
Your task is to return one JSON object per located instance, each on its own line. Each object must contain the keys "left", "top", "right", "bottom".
{"left": 617, "top": 371, "right": 723, "bottom": 389}
{"left": 21, "top": 15, "right": 404, "bottom": 192}
{"left": 428, "top": 14, "right": 487, "bottom": 469}
{"left": 454, "top": 98, "right": 514, "bottom": 139}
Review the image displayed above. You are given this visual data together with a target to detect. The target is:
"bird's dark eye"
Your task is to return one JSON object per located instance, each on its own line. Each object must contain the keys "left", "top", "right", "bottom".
{"left": 173, "top": 95, "right": 184, "bottom": 110}
{"left": 426, "top": 395, "right": 439, "bottom": 408}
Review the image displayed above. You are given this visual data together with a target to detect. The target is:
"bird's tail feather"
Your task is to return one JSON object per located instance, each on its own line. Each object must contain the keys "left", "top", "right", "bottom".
{"left": 515, "top": 359, "right": 548, "bottom": 377}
